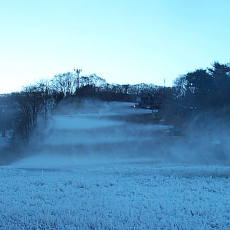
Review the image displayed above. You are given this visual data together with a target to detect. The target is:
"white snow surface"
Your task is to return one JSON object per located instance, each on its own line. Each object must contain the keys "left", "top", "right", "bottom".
{"left": 1, "top": 102, "right": 230, "bottom": 229}
{"left": 1, "top": 161, "right": 230, "bottom": 230}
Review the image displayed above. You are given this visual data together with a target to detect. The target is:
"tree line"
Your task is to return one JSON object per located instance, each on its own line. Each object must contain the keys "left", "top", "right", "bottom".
{"left": 1, "top": 61, "right": 230, "bottom": 154}
{"left": 0, "top": 72, "right": 161, "bottom": 149}
{"left": 171, "top": 62, "right": 230, "bottom": 123}
{"left": 174, "top": 62, "right": 230, "bottom": 109}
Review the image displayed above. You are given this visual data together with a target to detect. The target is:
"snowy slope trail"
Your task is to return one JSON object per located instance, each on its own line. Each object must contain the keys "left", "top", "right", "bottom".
{"left": 1, "top": 101, "right": 230, "bottom": 230}
{"left": 38, "top": 101, "right": 171, "bottom": 160}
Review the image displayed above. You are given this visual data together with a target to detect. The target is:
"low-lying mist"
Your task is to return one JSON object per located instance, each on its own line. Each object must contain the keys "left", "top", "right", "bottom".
{"left": 10, "top": 99, "right": 230, "bottom": 168}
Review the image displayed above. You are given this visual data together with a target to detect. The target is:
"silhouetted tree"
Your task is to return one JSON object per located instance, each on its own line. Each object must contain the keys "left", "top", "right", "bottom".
{"left": 185, "top": 69, "right": 214, "bottom": 109}
{"left": 51, "top": 72, "right": 77, "bottom": 98}
{"left": 208, "top": 62, "right": 230, "bottom": 107}
{"left": 10, "top": 83, "right": 55, "bottom": 144}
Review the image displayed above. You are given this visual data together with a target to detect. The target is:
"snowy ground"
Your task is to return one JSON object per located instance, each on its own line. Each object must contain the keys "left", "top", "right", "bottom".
{"left": 1, "top": 160, "right": 230, "bottom": 230}
{"left": 1, "top": 102, "right": 230, "bottom": 229}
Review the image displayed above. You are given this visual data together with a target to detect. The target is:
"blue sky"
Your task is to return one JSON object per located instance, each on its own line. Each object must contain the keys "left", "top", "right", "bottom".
{"left": 1, "top": 0, "right": 230, "bottom": 93}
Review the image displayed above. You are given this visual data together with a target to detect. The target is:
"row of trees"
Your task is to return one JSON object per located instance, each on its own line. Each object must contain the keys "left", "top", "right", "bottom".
{"left": 157, "top": 61, "right": 230, "bottom": 128}
{"left": 1, "top": 61, "right": 230, "bottom": 150}
{"left": 51, "top": 72, "right": 159, "bottom": 99}
{"left": 1, "top": 72, "right": 163, "bottom": 147}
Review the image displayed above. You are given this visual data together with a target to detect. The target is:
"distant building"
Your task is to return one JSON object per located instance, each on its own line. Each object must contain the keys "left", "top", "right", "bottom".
{"left": 134, "top": 93, "right": 162, "bottom": 110}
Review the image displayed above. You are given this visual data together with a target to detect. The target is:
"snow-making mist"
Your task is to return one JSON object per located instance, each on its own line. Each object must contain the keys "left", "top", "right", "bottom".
{"left": 43, "top": 107, "right": 167, "bottom": 157}
{"left": 14, "top": 101, "right": 171, "bottom": 168}
{"left": 12, "top": 100, "right": 230, "bottom": 169}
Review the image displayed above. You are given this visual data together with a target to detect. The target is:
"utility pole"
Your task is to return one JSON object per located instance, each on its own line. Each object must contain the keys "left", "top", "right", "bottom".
{"left": 73, "top": 68, "right": 82, "bottom": 90}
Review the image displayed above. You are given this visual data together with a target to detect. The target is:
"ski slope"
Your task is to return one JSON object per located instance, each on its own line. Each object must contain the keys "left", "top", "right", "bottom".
{"left": 1, "top": 101, "right": 230, "bottom": 230}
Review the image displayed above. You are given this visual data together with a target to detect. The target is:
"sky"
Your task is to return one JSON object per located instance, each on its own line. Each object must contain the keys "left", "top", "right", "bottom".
{"left": 1, "top": 0, "right": 230, "bottom": 93}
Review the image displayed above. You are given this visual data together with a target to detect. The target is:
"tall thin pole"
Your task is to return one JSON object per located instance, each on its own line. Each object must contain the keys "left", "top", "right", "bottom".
{"left": 74, "top": 68, "right": 82, "bottom": 89}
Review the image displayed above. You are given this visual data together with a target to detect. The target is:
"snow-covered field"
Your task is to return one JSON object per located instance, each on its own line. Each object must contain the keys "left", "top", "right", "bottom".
{"left": 1, "top": 160, "right": 230, "bottom": 230}
{"left": 1, "top": 102, "right": 230, "bottom": 229}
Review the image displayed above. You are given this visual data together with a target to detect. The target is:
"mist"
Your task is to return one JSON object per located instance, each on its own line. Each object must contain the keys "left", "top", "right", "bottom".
{"left": 8, "top": 99, "right": 230, "bottom": 169}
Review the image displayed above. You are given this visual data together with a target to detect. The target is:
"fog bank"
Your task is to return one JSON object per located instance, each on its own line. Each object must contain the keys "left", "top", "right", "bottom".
{"left": 11, "top": 100, "right": 230, "bottom": 168}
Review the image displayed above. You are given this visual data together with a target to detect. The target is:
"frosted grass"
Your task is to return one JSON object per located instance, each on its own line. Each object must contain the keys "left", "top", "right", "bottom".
{"left": 1, "top": 162, "right": 230, "bottom": 230}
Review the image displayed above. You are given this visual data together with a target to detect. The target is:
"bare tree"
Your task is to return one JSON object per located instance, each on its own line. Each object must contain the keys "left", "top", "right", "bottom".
{"left": 35, "top": 79, "right": 55, "bottom": 125}
{"left": 10, "top": 83, "right": 54, "bottom": 144}
{"left": 51, "top": 72, "right": 77, "bottom": 97}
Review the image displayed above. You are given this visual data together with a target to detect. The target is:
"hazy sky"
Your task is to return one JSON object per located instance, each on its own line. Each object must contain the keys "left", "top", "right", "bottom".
{"left": 1, "top": 0, "right": 230, "bottom": 93}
